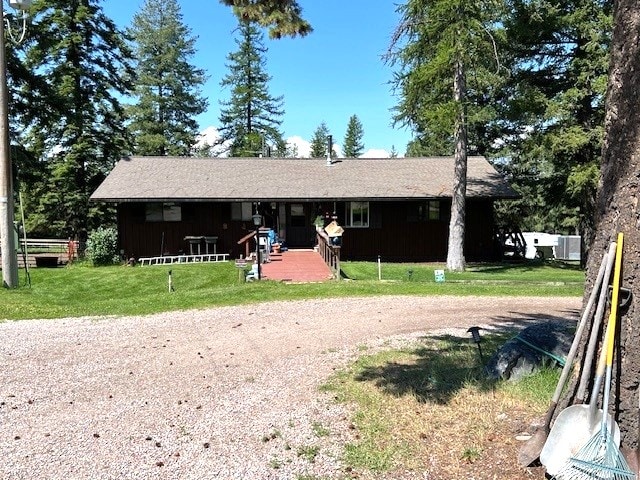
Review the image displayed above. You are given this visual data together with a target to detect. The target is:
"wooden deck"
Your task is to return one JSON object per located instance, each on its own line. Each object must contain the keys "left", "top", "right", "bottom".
{"left": 260, "top": 249, "right": 334, "bottom": 282}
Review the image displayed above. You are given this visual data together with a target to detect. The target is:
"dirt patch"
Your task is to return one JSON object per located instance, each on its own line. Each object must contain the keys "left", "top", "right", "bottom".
{"left": 0, "top": 295, "right": 580, "bottom": 479}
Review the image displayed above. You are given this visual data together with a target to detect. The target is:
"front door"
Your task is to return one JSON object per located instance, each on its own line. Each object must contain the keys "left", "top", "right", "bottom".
{"left": 286, "top": 203, "right": 315, "bottom": 247}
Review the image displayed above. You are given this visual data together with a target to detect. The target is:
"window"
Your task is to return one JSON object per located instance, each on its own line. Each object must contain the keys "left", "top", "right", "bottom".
{"left": 231, "top": 202, "right": 253, "bottom": 221}
{"left": 145, "top": 203, "right": 182, "bottom": 222}
{"left": 415, "top": 200, "right": 441, "bottom": 222}
{"left": 345, "top": 201, "right": 369, "bottom": 227}
{"left": 290, "top": 203, "right": 306, "bottom": 227}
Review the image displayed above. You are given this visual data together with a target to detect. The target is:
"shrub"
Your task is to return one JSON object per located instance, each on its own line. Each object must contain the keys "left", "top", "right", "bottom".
{"left": 86, "top": 227, "right": 120, "bottom": 266}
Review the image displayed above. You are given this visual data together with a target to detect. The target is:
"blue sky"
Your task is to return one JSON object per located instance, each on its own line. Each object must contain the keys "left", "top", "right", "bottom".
{"left": 102, "top": 0, "right": 414, "bottom": 157}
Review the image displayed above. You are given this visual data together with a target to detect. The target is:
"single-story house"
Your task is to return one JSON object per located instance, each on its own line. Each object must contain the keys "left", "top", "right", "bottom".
{"left": 90, "top": 156, "right": 518, "bottom": 262}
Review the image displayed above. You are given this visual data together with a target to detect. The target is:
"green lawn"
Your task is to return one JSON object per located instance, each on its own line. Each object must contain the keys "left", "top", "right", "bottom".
{"left": 342, "top": 260, "right": 584, "bottom": 283}
{"left": 0, "top": 260, "right": 584, "bottom": 320}
{"left": 321, "top": 334, "right": 561, "bottom": 476}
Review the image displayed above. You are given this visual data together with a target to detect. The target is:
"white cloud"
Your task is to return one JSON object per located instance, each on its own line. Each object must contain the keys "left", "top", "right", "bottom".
{"left": 197, "top": 125, "right": 221, "bottom": 145}
{"left": 194, "top": 126, "right": 230, "bottom": 157}
{"left": 286, "top": 135, "right": 311, "bottom": 157}
{"left": 286, "top": 136, "right": 345, "bottom": 158}
{"left": 333, "top": 143, "right": 344, "bottom": 158}
{"left": 360, "top": 148, "right": 391, "bottom": 158}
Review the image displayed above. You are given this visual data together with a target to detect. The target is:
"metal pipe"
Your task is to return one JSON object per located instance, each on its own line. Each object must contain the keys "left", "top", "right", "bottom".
{"left": 0, "top": 1, "right": 18, "bottom": 288}
{"left": 255, "top": 225, "right": 261, "bottom": 280}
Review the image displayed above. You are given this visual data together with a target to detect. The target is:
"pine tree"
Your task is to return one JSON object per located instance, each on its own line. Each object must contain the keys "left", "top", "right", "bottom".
{"left": 127, "top": 0, "right": 208, "bottom": 156}
{"left": 343, "top": 114, "right": 364, "bottom": 158}
{"left": 20, "top": 0, "right": 133, "bottom": 238}
{"left": 498, "top": 0, "right": 612, "bottom": 248}
{"left": 218, "top": 21, "right": 285, "bottom": 157}
{"left": 309, "top": 122, "right": 332, "bottom": 158}
{"left": 388, "top": 0, "right": 506, "bottom": 271}
{"left": 220, "top": 0, "right": 312, "bottom": 38}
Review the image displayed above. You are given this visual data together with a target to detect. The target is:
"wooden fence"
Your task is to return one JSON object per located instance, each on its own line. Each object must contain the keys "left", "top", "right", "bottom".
{"left": 16, "top": 238, "right": 79, "bottom": 268}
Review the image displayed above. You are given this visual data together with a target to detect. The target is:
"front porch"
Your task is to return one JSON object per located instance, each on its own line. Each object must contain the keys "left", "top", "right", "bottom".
{"left": 260, "top": 249, "right": 334, "bottom": 282}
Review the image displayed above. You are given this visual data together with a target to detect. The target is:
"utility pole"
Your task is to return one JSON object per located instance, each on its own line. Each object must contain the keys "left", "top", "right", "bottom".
{"left": 0, "top": 0, "right": 18, "bottom": 288}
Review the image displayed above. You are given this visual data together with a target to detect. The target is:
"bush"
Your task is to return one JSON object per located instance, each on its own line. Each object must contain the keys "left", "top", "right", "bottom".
{"left": 86, "top": 227, "right": 120, "bottom": 266}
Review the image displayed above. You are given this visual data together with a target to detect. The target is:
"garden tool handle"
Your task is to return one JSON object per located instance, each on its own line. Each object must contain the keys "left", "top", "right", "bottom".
{"left": 598, "top": 232, "right": 624, "bottom": 436}
{"left": 588, "top": 330, "right": 608, "bottom": 420}
{"left": 606, "top": 233, "right": 624, "bottom": 369}
{"left": 576, "top": 242, "right": 617, "bottom": 402}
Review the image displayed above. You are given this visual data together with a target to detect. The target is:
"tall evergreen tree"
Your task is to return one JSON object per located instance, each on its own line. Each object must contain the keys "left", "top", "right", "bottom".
{"left": 4, "top": 13, "right": 48, "bottom": 227}
{"left": 19, "top": 0, "right": 133, "bottom": 238}
{"left": 127, "top": 0, "right": 208, "bottom": 156}
{"left": 218, "top": 20, "right": 285, "bottom": 157}
{"left": 309, "top": 122, "right": 332, "bottom": 158}
{"left": 220, "top": 0, "right": 312, "bottom": 38}
{"left": 388, "top": 0, "right": 506, "bottom": 271}
{"left": 343, "top": 114, "right": 365, "bottom": 158}
{"left": 497, "top": 0, "right": 612, "bottom": 249}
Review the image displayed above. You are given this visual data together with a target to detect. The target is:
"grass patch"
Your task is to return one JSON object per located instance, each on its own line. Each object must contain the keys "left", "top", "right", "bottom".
{"left": 297, "top": 445, "right": 320, "bottom": 463}
{"left": 268, "top": 456, "right": 282, "bottom": 469}
{"left": 341, "top": 260, "right": 584, "bottom": 284}
{"left": 311, "top": 421, "right": 331, "bottom": 438}
{"left": 0, "top": 260, "right": 583, "bottom": 320}
{"left": 323, "top": 333, "right": 559, "bottom": 478}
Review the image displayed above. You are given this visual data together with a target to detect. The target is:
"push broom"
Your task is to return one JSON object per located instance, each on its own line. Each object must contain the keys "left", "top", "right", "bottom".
{"left": 553, "top": 232, "right": 636, "bottom": 480}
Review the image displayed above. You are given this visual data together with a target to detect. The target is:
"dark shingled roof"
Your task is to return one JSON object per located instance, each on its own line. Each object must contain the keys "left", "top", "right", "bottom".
{"left": 90, "top": 156, "right": 518, "bottom": 202}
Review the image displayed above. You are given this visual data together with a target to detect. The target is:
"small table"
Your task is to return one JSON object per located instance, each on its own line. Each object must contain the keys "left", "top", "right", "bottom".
{"left": 184, "top": 236, "right": 203, "bottom": 255}
{"left": 203, "top": 236, "right": 218, "bottom": 254}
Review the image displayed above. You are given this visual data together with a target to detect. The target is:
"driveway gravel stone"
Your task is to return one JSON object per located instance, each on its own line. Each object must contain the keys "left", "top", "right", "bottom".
{"left": 0, "top": 295, "right": 580, "bottom": 479}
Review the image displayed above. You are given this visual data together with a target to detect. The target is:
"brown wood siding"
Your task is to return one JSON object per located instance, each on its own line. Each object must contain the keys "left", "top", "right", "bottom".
{"left": 338, "top": 200, "right": 497, "bottom": 262}
{"left": 116, "top": 199, "right": 498, "bottom": 262}
{"left": 117, "top": 203, "right": 258, "bottom": 259}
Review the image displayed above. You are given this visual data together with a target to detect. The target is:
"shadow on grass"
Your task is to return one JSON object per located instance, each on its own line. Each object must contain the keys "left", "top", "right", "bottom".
{"left": 353, "top": 310, "right": 579, "bottom": 405}
{"left": 467, "top": 259, "right": 582, "bottom": 274}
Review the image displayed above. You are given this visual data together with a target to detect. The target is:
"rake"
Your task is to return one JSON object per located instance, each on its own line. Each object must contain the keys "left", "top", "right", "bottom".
{"left": 553, "top": 233, "right": 636, "bottom": 480}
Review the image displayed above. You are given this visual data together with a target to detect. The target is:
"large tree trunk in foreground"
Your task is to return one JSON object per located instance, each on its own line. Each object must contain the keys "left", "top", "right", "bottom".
{"left": 559, "top": 0, "right": 640, "bottom": 458}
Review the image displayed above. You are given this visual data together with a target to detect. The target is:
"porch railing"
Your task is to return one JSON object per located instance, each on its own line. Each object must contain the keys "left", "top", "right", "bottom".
{"left": 316, "top": 229, "right": 341, "bottom": 280}
{"left": 237, "top": 231, "right": 256, "bottom": 259}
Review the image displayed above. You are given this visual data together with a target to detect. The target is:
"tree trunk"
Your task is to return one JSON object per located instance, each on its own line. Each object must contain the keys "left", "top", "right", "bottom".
{"left": 446, "top": 56, "right": 467, "bottom": 272}
{"left": 558, "top": 0, "right": 640, "bottom": 460}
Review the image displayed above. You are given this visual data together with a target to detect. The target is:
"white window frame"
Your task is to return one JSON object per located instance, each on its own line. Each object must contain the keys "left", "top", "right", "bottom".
{"left": 345, "top": 201, "right": 369, "bottom": 228}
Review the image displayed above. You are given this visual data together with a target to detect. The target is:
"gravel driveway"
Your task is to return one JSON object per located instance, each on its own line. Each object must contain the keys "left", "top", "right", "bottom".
{"left": 0, "top": 295, "right": 580, "bottom": 479}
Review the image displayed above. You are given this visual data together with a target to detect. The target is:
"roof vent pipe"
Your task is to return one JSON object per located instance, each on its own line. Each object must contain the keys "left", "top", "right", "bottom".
{"left": 326, "top": 135, "right": 333, "bottom": 166}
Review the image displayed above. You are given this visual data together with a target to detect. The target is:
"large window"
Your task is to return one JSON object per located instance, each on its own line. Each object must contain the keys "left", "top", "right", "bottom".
{"left": 145, "top": 203, "right": 182, "bottom": 222}
{"left": 345, "top": 201, "right": 369, "bottom": 227}
{"left": 409, "top": 200, "right": 441, "bottom": 222}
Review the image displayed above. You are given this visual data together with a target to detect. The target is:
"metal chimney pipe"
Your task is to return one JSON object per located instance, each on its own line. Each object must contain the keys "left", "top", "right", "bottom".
{"left": 326, "top": 135, "right": 333, "bottom": 166}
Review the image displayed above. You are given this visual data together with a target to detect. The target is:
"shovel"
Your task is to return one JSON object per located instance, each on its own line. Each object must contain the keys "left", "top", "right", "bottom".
{"left": 539, "top": 336, "right": 621, "bottom": 476}
{"left": 539, "top": 242, "right": 621, "bottom": 476}
{"left": 517, "top": 247, "right": 610, "bottom": 467}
